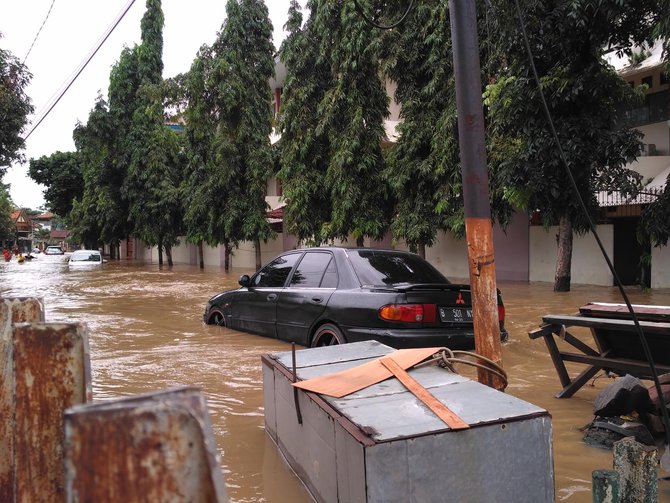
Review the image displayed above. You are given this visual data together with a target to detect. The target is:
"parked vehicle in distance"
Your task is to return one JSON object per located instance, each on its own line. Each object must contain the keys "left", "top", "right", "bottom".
{"left": 44, "top": 245, "right": 64, "bottom": 255}
{"left": 204, "top": 247, "right": 508, "bottom": 349}
{"left": 68, "top": 249, "right": 104, "bottom": 267}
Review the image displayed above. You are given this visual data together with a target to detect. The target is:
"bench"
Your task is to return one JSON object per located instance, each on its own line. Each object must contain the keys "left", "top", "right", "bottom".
{"left": 528, "top": 303, "right": 670, "bottom": 398}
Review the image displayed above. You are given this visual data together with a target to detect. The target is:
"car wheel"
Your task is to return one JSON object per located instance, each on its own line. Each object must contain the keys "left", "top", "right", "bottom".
{"left": 311, "top": 323, "right": 346, "bottom": 347}
{"left": 207, "top": 310, "right": 225, "bottom": 326}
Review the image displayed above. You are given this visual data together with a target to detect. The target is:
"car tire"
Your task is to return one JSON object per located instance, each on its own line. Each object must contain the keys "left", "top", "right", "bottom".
{"left": 311, "top": 323, "right": 346, "bottom": 347}
{"left": 207, "top": 310, "right": 225, "bottom": 326}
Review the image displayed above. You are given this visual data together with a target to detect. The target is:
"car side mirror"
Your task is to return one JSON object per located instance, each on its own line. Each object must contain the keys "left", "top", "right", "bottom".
{"left": 239, "top": 274, "right": 251, "bottom": 287}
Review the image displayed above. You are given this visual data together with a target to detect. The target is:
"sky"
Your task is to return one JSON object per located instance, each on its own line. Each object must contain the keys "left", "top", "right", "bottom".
{"left": 2, "top": 0, "right": 301, "bottom": 211}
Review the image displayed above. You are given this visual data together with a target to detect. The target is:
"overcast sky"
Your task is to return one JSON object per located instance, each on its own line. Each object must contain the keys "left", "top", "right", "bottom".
{"left": 2, "top": 0, "right": 300, "bottom": 210}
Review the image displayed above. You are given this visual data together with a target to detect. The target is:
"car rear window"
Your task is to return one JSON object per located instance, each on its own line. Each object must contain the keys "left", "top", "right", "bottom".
{"left": 348, "top": 250, "right": 449, "bottom": 286}
{"left": 71, "top": 252, "right": 101, "bottom": 262}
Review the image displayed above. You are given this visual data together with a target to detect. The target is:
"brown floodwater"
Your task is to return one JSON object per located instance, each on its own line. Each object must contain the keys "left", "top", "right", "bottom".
{"left": 1, "top": 254, "right": 669, "bottom": 502}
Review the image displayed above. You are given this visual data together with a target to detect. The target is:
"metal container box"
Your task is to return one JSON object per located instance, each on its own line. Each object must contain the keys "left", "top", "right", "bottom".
{"left": 262, "top": 340, "right": 553, "bottom": 503}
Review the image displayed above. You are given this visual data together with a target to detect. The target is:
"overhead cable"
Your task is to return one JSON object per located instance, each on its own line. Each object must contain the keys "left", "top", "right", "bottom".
{"left": 23, "top": 0, "right": 137, "bottom": 141}
{"left": 22, "top": 0, "right": 57, "bottom": 66}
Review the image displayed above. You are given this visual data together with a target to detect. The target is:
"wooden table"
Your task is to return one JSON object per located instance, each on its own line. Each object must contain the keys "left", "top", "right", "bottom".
{"left": 528, "top": 303, "right": 670, "bottom": 398}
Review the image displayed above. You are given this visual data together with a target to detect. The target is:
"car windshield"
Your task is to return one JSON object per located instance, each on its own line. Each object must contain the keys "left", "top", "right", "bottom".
{"left": 348, "top": 250, "right": 449, "bottom": 286}
{"left": 70, "top": 251, "right": 101, "bottom": 262}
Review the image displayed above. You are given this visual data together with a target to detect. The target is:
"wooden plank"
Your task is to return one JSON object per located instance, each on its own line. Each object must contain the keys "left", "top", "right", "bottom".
{"left": 541, "top": 315, "right": 670, "bottom": 333}
{"left": 555, "top": 365, "right": 601, "bottom": 399}
{"left": 379, "top": 357, "right": 470, "bottom": 430}
{"left": 560, "top": 352, "right": 670, "bottom": 377}
{"left": 580, "top": 302, "right": 670, "bottom": 322}
{"left": 292, "top": 347, "right": 441, "bottom": 398}
{"left": 541, "top": 331, "right": 572, "bottom": 388}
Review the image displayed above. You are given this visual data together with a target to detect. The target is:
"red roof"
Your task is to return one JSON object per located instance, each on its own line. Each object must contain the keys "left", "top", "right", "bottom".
{"left": 50, "top": 229, "right": 70, "bottom": 239}
{"left": 266, "top": 205, "right": 285, "bottom": 220}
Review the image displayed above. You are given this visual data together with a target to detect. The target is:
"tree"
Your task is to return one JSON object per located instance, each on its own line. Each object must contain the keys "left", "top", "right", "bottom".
{"left": 184, "top": 0, "right": 275, "bottom": 270}
{"left": 0, "top": 183, "right": 13, "bottom": 244}
{"left": 309, "top": 0, "right": 391, "bottom": 245}
{"left": 125, "top": 0, "right": 185, "bottom": 266}
{"left": 379, "top": 2, "right": 512, "bottom": 258}
{"left": 0, "top": 36, "right": 33, "bottom": 174}
{"left": 69, "top": 97, "right": 111, "bottom": 250}
{"left": 28, "top": 151, "right": 83, "bottom": 217}
{"left": 277, "top": 0, "right": 333, "bottom": 245}
{"left": 485, "top": 0, "right": 654, "bottom": 291}
{"left": 180, "top": 50, "right": 219, "bottom": 269}
{"left": 640, "top": 185, "right": 670, "bottom": 246}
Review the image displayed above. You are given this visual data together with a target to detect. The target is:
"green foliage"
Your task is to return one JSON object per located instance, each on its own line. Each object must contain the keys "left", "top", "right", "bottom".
{"left": 380, "top": 1, "right": 509, "bottom": 246}
{"left": 279, "top": 0, "right": 391, "bottom": 244}
{"left": 485, "top": 0, "right": 649, "bottom": 235}
{"left": 0, "top": 37, "right": 34, "bottom": 174}
{"left": 183, "top": 0, "right": 275, "bottom": 249}
{"left": 28, "top": 151, "right": 83, "bottom": 217}
{"left": 0, "top": 182, "right": 13, "bottom": 242}
{"left": 124, "top": 0, "right": 186, "bottom": 258}
{"left": 277, "top": 0, "right": 332, "bottom": 244}
{"left": 640, "top": 182, "right": 670, "bottom": 246}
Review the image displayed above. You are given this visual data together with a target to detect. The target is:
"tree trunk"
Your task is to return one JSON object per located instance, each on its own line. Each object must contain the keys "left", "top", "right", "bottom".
{"left": 356, "top": 236, "right": 364, "bottom": 247}
{"left": 224, "top": 241, "right": 231, "bottom": 271}
{"left": 110, "top": 245, "right": 116, "bottom": 260}
{"left": 198, "top": 241, "right": 204, "bottom": 269}
{"left": 254, "top": 238, "right": 262, "bottom": 270}
{"left": 554, "top": 214, "right": 573, "bottom": 292}
{"left": 166, "top": 246, "right": 173, "bottom": 267}
{"left": 417, "top": 243, "right": 426, "bottom": 259}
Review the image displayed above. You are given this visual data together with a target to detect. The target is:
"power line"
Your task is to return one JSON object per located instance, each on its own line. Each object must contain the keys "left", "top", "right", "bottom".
{"left": 22, "top": 0, "right": 57, "bottom": 66}
{"left": 23, "top": 0, "right": 137, "bottom": 141}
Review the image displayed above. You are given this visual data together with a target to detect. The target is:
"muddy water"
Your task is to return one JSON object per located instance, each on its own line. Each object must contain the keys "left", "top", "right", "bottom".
{"left": 1, "top": 255, "right": 669, "bottom": 502}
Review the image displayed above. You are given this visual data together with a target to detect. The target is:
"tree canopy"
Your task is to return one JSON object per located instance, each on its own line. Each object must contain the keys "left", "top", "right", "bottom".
{"left": 0, "top": 36, "right": 33, "bottom": 174}
{"left": 182, "top": 0, "right": 276, "bottom": 268}
{"left": 484, "top": 0, "right": 655, "bottom": 290}
{"left": 28, "top": 151, "right": 83, "bottom": 217}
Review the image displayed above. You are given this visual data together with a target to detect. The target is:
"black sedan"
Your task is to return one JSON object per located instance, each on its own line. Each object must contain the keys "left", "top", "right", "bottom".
{"left": 203, "top": 247, "right": 508, "bottom": 349}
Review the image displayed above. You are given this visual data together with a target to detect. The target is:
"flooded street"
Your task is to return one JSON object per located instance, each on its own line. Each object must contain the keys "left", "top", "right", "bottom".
{"left": 1, "top": 254, "right": 669, "bottom": 502}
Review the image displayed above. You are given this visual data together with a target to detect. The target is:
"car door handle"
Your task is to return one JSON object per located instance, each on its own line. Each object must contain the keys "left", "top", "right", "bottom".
{"left": 311, "top": 297, "right": 323, "bottom": 304}
{"left": 267, "top": 293, "right": 277, "bottom": 301}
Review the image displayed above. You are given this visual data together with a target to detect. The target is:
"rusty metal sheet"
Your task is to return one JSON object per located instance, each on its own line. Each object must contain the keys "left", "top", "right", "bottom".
{"left": 64, "top": 387, "right": 228, "bottom": 503}
{"left": 0, "top": 297, "right": 44, "bottom": 502}
{"left": 13, "top": 322, "right": 91, "bottom": 502}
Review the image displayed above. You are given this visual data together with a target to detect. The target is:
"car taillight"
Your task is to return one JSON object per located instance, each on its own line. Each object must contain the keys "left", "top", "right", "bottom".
{"left": 498, "top": 304, "right": 505, "bottom": 323}
{"left": 379, "top": 304, "right": 436, "bottom": 323}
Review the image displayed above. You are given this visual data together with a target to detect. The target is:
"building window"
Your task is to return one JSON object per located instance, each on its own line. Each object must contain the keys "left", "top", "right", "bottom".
{"left": 641, "top": 76, "right": 653, "bottom": 88}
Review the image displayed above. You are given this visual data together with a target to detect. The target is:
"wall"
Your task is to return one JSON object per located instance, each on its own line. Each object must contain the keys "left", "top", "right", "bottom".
{"left": 529, "top": 225, "right": 614, "bottom": 286}
{"left": 493, "top": 212, "right": 530, "bottom": 282}
{"left": 637, "top": 122, "right": 670, "bottom": 156}
{"left": 130, "top": 222, "right": 670, "bottom": 288}
{"left": 652, "top": 244, "right": 670, "bottom": 289}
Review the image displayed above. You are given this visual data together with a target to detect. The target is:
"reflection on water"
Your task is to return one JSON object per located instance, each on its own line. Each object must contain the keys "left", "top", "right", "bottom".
{"left": 1, "top": 255, "right": 669, "bottom": 502}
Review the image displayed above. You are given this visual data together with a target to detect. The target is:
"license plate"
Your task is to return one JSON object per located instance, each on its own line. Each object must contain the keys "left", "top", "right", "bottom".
{"left": 439, "top": 307, "right": 473, "bottom": 323}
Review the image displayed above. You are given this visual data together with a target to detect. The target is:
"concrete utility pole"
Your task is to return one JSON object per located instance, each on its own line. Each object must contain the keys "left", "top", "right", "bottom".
{"left": 448, "top": 0, "right": 505, "bottom": 390}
